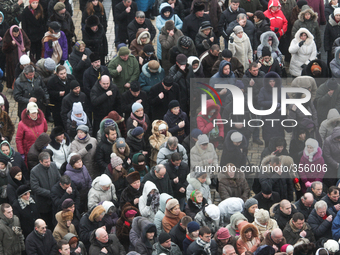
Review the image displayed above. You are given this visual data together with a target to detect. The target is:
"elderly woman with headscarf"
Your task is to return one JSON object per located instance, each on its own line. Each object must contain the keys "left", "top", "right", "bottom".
{"left": 66, "top": 102, "right": 92, "bottom": 138}
{"left": 2, "top": 25, "right": 30, "bottom": 88}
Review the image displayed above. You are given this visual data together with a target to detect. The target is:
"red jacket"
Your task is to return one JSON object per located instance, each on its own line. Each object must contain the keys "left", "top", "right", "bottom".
{"left": 264, "top": 0, "right": 288, "bottom": 40}
{"left": 16, "top": 109, "right": 48, "bottom": 157}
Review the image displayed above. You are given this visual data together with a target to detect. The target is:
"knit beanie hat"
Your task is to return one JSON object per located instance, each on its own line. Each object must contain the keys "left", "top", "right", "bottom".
{"left": 10, "top": 166, "right": 21, "bottom": 179}
{"left": 132, "top": 102, "right": 143, "bottom": 113}
{"left": 159, "top": 232, "right": 171, "bottom": 244}
{"left": 179, "top": 36, "right": 192, "bottom": 48}
{"left": 262, "top": 46, "right": 271, "bottom": 57}
{"left": 143, "top": 44, "right": 155, "bottom": 55}
{"left": 230, "top": 132, "right": 243, "bottom": 142}
{"left": 216, "top": 228, "right": 231, "bottom": 239}
{"left": 187, "top": 221, "right": 200, "bottom": 233}
{"left": 99, "top": 174, "right": 112, "bottom": 186}
{"left": 20, "top": 55, "right": 30, "bottom": 65}
{"left": 118, "top": 47, "right": 130, "bottom": 56}
{"left": 29, "top": 0, "right": 38, "bottom": 4}
{"left": 163, "top": 76, "right": 174, "bottom": 87}
{"left": 72, "top": 102, "right": 83, "bottom": 115}
{"left": 197, "top": 134, "right": 209, "bottom": 145}
{"left": 69, "top": 154, "right": 81, "bottom": 167}
{"left": 131, "top": 127, "right": 144, "bottom": 137}
{"left": 104, "top": 119, "right": 115, "bottom": 128}
{"left": 76, "top": 124, "right": 89, "bottom": 134}
{"left": 254, "top": 209, "right": 270, "bottom": 224}
{"left": 62, "top": 198, "right": 75, "bottom": 209}
{"left": 244, "top": 198, "right": 258, "bottom": 210}
{"left": 166, "top": 198, "right": 179, "bottom": 211}
{"left": 221, "top": 49, "right": 232, "bottom": 58}
{"left": 191, "top": 128, "right": 203, "bottom": 139}
{"left": 324, "top": 240, "right": 339, "bottom": 253}
{"left": 335, "top": 8, "right": 340, "bottom": 15}
{"left": 311, "top": 62, "right": 322, "bottom": 75}
{"left": 116, "top": 137, "right": 126, "bottom": 148}
{"left": 74, "top": 41, "right": 85, "bottom": 51}
{"left": 233, "top": 25, "right": 243, "bottom": 34}
{"left": 89, "top": 205, "right": 105, "bottom": 222}
{"left": 168, "top": 100, "right": 180, "bottom": 110}
{"left": 110, "top": 153, "right": 123, "bottom": 168}
{"left": 54, "top": 2, "right": 65, "bottom": 11}
{"left": 70, "top": 80, "right": 80, "bottom": 90}
{"left": 327, "top": 78, "right": 338, "bottom": 90}
{"left": 126, "top": 171, "right": 140, "bottom": 184}
{"left": 281, "top": 244, "right": 294, "bottom": 253}
{"left": 165, "top": 20, "right": 175, "bottom": 30}
{"left": 205, "top": 204, "right": 220, "bottom": 220}
{"left": 61, "top": 210, "right": 73, "bottom": 221}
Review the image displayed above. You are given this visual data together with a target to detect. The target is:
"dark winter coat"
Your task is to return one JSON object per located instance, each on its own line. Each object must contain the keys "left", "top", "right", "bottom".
{"left": 163, "top": 109, "right": 189, "bottom": 144}
{"left": 254, "top": 18, "right": 271, "bottom": 49}
{"left": 294, "top": 198, "right": 315, "bottom": 220}
{"left": 220, "top": 130, "right": 248, "bottom": 168}
{"left": 322, "top": 194, "right": 340, "bottom": 215}
{"left": 121, "top": 89, "right": 149, "bottom": 120}
{"left": 212, "top": 55, "right": 244, "bottom": 78}
{"left": 164, "top": 161, "right": 189, "bottom": 200}
{"left": 126, "top": 129, "right": 151, "bottom": 160}
{"left": 68, "top": 45, "right": 92, "bottom": 85}
{"left": 6, "top": 174, "right": 27, "bottom": 205}
{"left": 169, "top": 222, "right": 186, "bottom": 250}
{"left": 25, "top": 229, "right": 58, "bottom": 255}
{"left": 195, "top": 27, "right": 218, "bottom": 57}
{"left": 301, "top": 59, "right": 330, "bottom": 88}
{"left": 120, "top": 183, "right": 144, "bottom": 209}
{"left": 186, "top": 239, "right": 218, "bottom": 255}
{"left": 184, "top": 197, "right": 208, "bottom": 219}
{"left": 218, "top": 170, "right": 250, "bottom": 202}
{"left": 200, "top": 50, "right": 219, "bottom": 78}
{"left": 50, "top": 180, "right": 80, "bottom": 215}
{"left": 127, "top": 18, "right": 156, "bottom": 43}
{"left": 21, "top": 6, "right": 45, "bottom": 42}
{"left": 0, "top": 0, "right": 24, "bottom": 26}
{"left": 315, "top": 82, "right": 340, "bottom": 124}
{"left": 141, "top": 168, "right": 173, "bottom": 196}
{"left": 82, "top": 3, "right": 107, "bottom": 30}
{"left": 95, "top": 133, "right": 115, "bottom": 172}
{"left": 169, "top": 35, "right": 197, "bottom": 66}
{"left": 307, "top": 208, "right": 333, "bottom": 240}
{"left": 272, "top": 203, "right": 298, "bottom": 230}
{"left": 47, "top": 73, "right": 75, "bottom": 107}
{"left": 218, "top": 6, "right": 246, "bottom": 40}
{"left": 114, "top": 1, "right": 138, "bottom": 43}
{"left": 242, "top": 69, "right": 265, "bottom": 108}
{"left": 82, "top": 24, "right": 108, "bottom": 62}
{"left": 182, "top": 13, "right": 210, "bottom": 42}
{"left": 239, "top": 0, "right": 262, "bottom": 14}
{"left": 89, "top": 232, "right": 125, "bottom": 255}
{"left": 83, "top": 65, "right": 111, "bottom": 98}
{"left": 27, "top": 133, "right": 51, "bottom": 171}
{"left": 48, "top": 0, "right": 73, "bottom": 17}
{"left": 325, "top": 14, "right": 340, "bottom": 52}
{"left": 254, "top": 191, "right": 281, "bottom": 211}
{"left": 261, "top": 136, "right": 289, "bottom": 160}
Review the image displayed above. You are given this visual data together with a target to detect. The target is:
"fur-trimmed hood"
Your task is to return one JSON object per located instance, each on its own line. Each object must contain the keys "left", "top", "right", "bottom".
{"left": 298, "top": 5, "right": 318, "bottom": 22}
{"left": 240, "top": 223, "right": 259, "bottom": 241}
{"left": 150, "top": 120, "right": 170, "bottom": 136}
{"left": 136, "top": 28, "right": 151, "bottom": 45}
{"left": 294, "top": 27, "right": 314, "bottom": 44}
{"left": 263, "top": 71, "right": 282, "bottom": 90}
{"left": 335, "top": 47, "right": 340, "bottom": 65}
{"left": 329, "top": 14, "right": 340, "bottom": 27}
{"left": 21, "top": 108, "right": 45, "bottom": 128}
{"left": 325, "top": 108, "right": 340, "bottom": 127}
{"left": 112, "top": 142, "right": 130, "bottom": 160}
{"left": 141, "top": 62, "right": 162, "bottom": 78}
{"left": 260, "top": 31, "right": 279, "bottom": 52}
{"left": 186, "top": 173, "right": 211, "bottom": 189}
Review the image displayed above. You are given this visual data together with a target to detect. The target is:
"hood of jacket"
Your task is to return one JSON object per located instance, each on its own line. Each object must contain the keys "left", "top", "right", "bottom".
{"left": 198, "top": 99, "right": 220, "bottom": 118}
{"left": 331, "top": 126, "right": 340, "bottom": 141}
{"left": 91, "top": 175, "right": 110, "bottom": 191}
{"left": 136, "top": 28, "right": 150, "bottom": 45}
{"left": 187, "top": 56, "right": 201, "bottom": 73}
{"left": 151, "top": 119, "right": 169, "bottom": 136}
{"left": 141, "top": 181, "right": 158, "bottom": 201}
{"left": 99, "top": 118, "right": 121, "bottom": 138}
{"left": 159, "top": 193, "right": 173, "bottom": 213}
{"left": 267, "top": 0, "right": 281, "bottom": 12}
{"left": 142, "top": 62, "right": 162, "bottom": 78}
{"left": 329, "top": 14, "right": 340, "bottom": 26}
{"left": 55, "top": 211, "right": 70, "bottom": 229}
{"left": 325, "top": 108, "right": 340, "bottom": 126}
{"left": 131, "top": 216, "right": 157, "bottom": 241}
{"left": 218, "top": 60, "right": 233, "bottom": 78}
{"left": 302, "top": 146, "right": 323, "bottom": 161}
{"left": 127, "top": 129, "right": 143, "bottom": 143}
{"left": 298, "top": 5, "right": 318, "bottom": 22}
{"left": 159, "top": 2, "right": 174, "bottom": 18}
{"left": 240, "top": 223, "right": 259, "bottom": 241}
{"left": 294, "top": 27, "right": 314, "bottom": 44}
{"left": 260, "top": 31, "right": 279, "bottom": 52}
{"left": 263, "top": 71, "right": 282, "bottom": 90}
{"left": 291, "top": 76, "right": 317, "bottom": 91}
{"left": 21, "top": 109, "right": 45, "bottom": 128}
{"left": 34, "top": 133, "right": 52, "bottom": 151}
{"left": 229, "top": 212, "right": 248, "bottom": 230}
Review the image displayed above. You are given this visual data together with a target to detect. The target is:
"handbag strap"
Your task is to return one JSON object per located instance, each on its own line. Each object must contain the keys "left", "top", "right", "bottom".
{"left": 29, "top": 127, "right": 38, "bottom": 139}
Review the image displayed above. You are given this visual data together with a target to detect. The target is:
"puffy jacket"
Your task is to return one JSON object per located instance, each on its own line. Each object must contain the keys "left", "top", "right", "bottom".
{"left": 186, "top": 175, "right": 212, "bottom": 205}
{"left": 218, "top": 170, "right": 250, "bottom": 202}
{"left": 257, "top": 31, "right": 283, "bottom": 65}
{"left": 152, "top": 241, "right": 182, "bottom": 255}
{"left": 191, "top": 140, "right": 218, "bottom": 172}
{"left": 226, "top": 211, "right": 247, "bottom": 236}
{"left": 319, "top": 108, "right": 340, "bottom": 142}
{"left": 228, "top": 32, "right": 253, "bottom": 70}
{"left": 331, "top": 47, "right": 340, "bottom": 78}
{"left": 64, "top": 163, "right": 92, "bottom": 193}
{"left": 157, "top": 141, "right": 188, "bottom": 165}
{"left": 52, "top": 211, "right": 77, "bottom": 241}
{"left": 68, "top": 45, "right": 92, "bottom": 85}
{"left": 264, "top": 0, "right": 288, "bottom": 39}
{"left": 154, "top": 193, "right": 173, "bottom": 235}
{"left": 46, "top": 132, "right": 71, "bottom": 169}
{"left": 139, "top": 181, "right": 159, "bottom": 222}
{"left": 25, "top": 229, "right": 58, "bottom": 255}
{"left": 139, "top": 62, "right": 165, "bottom": 93}
{"left": 87, "top": 175, "right": 117, "bottom": 209}
{"left": 307, "top": 208, "right": 333, "bottom": 240}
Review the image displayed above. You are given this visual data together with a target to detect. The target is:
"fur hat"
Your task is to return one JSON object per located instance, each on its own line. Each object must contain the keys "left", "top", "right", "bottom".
{"left": 54, "top": 2, "right": 65, "bottom": 12}
{"left": 254, "top": 209, "right": 270, "bottom": 224}
{"left": 335, "top": 8, "right": 340, "bottom": 16}
{"left": 324, "top": 240, "right": 339, "bottom": 253}
{"left": 262, "top": 46, "right": 271, "bottom": 57}
{"left": 168, "top": 100, "right": 180, "bottom": 110}
{"left": 90, "top": 52, "right": 100, "bottom": 63}
{"left": 111, "top": 153, "right": 123, "bottom": 168}
{"left": 148, "top": 60, "right": 159, "bottom": 72}
{"left": 244, "top": 198, "right": 258, "bottom": 210}
{"left": 61, "top": 210, "right": 73, "bottom": 221}
{"left": 193, "top": 2, "right": 205, "bottom": 13}
{"left": 99, "top": 174, "right": 112, "bottom": 186}
{"left": 86, "top": 15, "right": 100, "bottom": 27}
{"left": 69, "top": 154, "right": 81, "bottom": 167}
{"left": 305, "top": 138, "right": 318, "bottom": 148}
{"left": 166, "top": 198, "right": 179, "bottom": 210}
{"left": 51, "top": 126, "right": 65, "bottom": 138}
{"left": 16, "top": 185, "right": 31, "bottom": 197}
{"left": 126, "top": 171, "right": 140, "bottom": 184}
{"left": 165, "top": 20, "right": 174, "bottom": 30}
{"left": 89, "top": 205, "right": 106, "bottom": 222}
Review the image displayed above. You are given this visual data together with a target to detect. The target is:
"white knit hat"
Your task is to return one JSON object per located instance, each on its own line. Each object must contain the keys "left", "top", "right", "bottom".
{"left": 305, "top": 138, "right": 318, "bottom": 148}
{"left": 334, "top": 8, "right": 340, "bottom": 16}
{"left": 230, "top": 132, "right": 242, "bottom": 142}
{"left": 99, "top": 174, "right": 112, "bottom": 186}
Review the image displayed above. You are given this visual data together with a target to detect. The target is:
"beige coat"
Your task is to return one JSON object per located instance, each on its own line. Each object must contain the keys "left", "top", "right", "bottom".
{"left": 228, "top": 32, "right": 253, "bottom": 70}
{"left": 52, "top": 211, "right": 77, "bottom": 241}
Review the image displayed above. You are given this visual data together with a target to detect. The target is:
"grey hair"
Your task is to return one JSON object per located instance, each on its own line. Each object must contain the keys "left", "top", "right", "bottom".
{"left": 237, "top": 13, "right": 247, "bottom": 20}
{"left": 136, "top": 11, "right": 145, "bottom": 18}
{"left": 23, "top": 65, "right": 35, "bottom": 74}
{"left": 311, "top": 181, "right": 322, "bottom": 189}
{"left": 314, "top": 200, "right": 327, "bottom": 211}
{"left": 222, "top": 245, "right": 235, "bottom": 254}
{"left": 167, "top": 136, "right": 178, "bottom": 147}
{"left": 38, "top": 151, "right": 50, "bottom": 162}
{"left": 154, "top": 164, "right": 165, "bottom": 173}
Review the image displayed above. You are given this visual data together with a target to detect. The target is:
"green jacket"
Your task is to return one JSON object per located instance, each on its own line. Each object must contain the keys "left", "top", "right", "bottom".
{"left": 152, "top": 242, "right": 182, "bottom": 255}
{"left": 0, "top": 212, "right": 25, "bottom": 255}
{"left": 108, "top": 54, "right": 140, "bottom": 94}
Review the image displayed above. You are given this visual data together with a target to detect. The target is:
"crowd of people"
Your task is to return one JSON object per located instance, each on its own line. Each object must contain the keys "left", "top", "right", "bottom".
{"left": 1, "top": 0, "right": 340, "bottom": 254}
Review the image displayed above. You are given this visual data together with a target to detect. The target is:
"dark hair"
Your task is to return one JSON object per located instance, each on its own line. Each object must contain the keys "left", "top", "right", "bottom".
{"left": 56, "top": 65, "right": 66, "bottom": 73}
{"left": 274, "top": 137, "right": 285, "bottom": 147}
{"left": 12, "top": 27, "right": 19, "bottom": 33}
{"left": 60, "top": 175, "right": 71, "bottom": 185}
{"left": 249, "top": 62, "right": 258, "bottom": 70}
{"left": 171, "top": 152, "right": 182, "bottom": 162}
{"left": 210, "top": 44, "right": 220, "bottom": 52}
{"left": 104, "top": 126, "right": 116, "bottom": 136}
{"left": 230, "top": 0, "right": 240, "bottom": 3}
{"left": 292, "top": 212, "right": 305, "bottom": 222}
{"left": 199, "top": 226, "right": 211, "bottom": 236}
{"left": 328, "top": 186, "right": 339, "bottom": 195}
{"left": 181, "top": 216, "right": 192, "bottom": 227}
{"left": 57, "top": 239, "right": 69, "bottom": 250}
{"left": 0, "top": 203, "right": 11, "bottom": 213}
{"left": 38, "top": 151, "right": 51, "bottom": 162}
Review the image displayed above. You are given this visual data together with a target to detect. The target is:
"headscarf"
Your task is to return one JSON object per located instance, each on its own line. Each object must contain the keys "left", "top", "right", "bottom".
{"left": 9, "top": 25, "right": 26, "bottom": 60}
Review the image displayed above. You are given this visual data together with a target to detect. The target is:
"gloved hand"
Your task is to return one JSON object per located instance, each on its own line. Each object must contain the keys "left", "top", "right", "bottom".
{"left": 71, "top": 120, "right": 77, "bottom": 128}
{"left": 274, "top": 27, "right": 279, "bottom": 32}
{"left": 298, "top": 40, "right": 305, "bottom": 47}
{"left": 301, "top": 64, "right": 307, "bottom": 69}
{"left": 229, "top": 36, "right": 234, "bottom": 43}
{"left": 86, "top": 144, "right": 92, "bottom": 151}
{"left": 146, "top": 194, "right": 153, "bottom": 206}
{"left": 21, "top": 154, "right": 25, "bottom": 160}
{"left": 48, "top": 40, "right": 53, "bottom": 48}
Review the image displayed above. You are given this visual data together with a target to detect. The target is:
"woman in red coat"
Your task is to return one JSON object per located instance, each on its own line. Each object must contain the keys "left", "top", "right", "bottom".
{"left": 264, "top": 0, "right": 288, "bottom": 41}
{"left": 15, "top": 102, "right": 47, "bottom": 164}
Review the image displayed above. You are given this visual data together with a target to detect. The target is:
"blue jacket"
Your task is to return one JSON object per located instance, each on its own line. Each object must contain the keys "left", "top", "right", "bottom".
{"left": 332, "top": 210, "right": 340, "bottom": 240}
{"left": 138, "top": 63, "right": 165, "bottom": 93}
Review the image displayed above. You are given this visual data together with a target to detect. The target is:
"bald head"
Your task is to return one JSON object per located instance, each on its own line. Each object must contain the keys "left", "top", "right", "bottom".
{"left": 280, "top": 199, "right": 292, "bottom": 215}
{"left": 302, "top": 192, "right": 314, "bottom": 207}
{"left": 95, "top": 228, "right": 106, "bottom": 238}
{"left": 271, "top": 228, "right": 283, "bottom": 238}
{"left": 223, "top": 244, "right": 236, "bottom": 255}
{"left": 100, "top": 75, "right": 110, "bottom": 90}
{"left": 35, "top": 219, "right": 45, "bottom": 228}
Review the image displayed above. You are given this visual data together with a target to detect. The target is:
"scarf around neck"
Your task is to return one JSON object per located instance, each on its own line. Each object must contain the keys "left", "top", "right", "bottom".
{"left": 130, "top": 112, "right": 148, "bottom": 131}
{"left": 196, "top": 237, "right": 211, "bottom": 255}
{"left": 42, "top": 31, "right": 62, "bottom": 64}
{"left": 10, "top": 26, "right": 26, "bottom": 60}
{"left": 71, "top": 111, "right": 88, "bottom": 126}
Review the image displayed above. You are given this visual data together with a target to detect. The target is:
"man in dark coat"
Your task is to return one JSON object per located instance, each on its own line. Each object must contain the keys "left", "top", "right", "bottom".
{"left": 90, "top": 75, "right": 122, "bottom": 136}
{"left": 218, "top": 0, "right": 246, "bottom": 47}
{"left": 200, "top": 45, "right": 220, "bottom": 78}
{"left": 220, "top": 130, "right": 248, "bottom": 168}
{"left": 273, "top": 200, "right": 298, "bottom": 230}
{"left": 148, "top": 76, "right": 180, "bottom": 120}
{"left": 253, "top": 184, "right": 281, "bottom": 211}
{"left": 169, "top": 216, "right": 192, "bottom": 251}
{"left": 121, "top": 81, "right": 149, "bottom": 118}
{"left": 30, "top": 152, "right": 61, "bottom": 229}
{"left": 294, "top": 192, "right": 315, "bottom": 220}
{"left": 283, "top": 212, "right": 315, "bottom": 246}
{"left": 261, "top": 228, "right": 286, "bottom": 250}
{"left": 322, "top": 186, "right": 340, "bottom": 215}
{"left": 114, "top": 0, "right": 138, "bottom": 45}
{"left": 89, "top": 227, "right": 125, "bottom": 255}
{"left": 307, "top": 181, "right": 326, "bottom": 201}
{"left": 141, "top": 164, "right": 173, "bottom": 195}
{"left": 182, "top": 3, "right": 210, "bottom": 42}
{"left": 225, "top": 13, "right": 255, "bottom": 48}
{"left": 211, "top": 49, "right": 244, "bottom": 78}
{"left": 127, "top": 11, "right": 156, "bottom": 43}
{"left": 27, "top": 133, "right": 51, "bottom": 171}
{"left": 60, "top": 80, "right": 90, "bottom": 128}
{"left": 186, "top": 226, "right": 218, "bottom": 255}
{"left": 25, "top": 219, "right": 58, "bottom": 255}
{"left": 47, "top": 65, "right": 76, "bottom": 128}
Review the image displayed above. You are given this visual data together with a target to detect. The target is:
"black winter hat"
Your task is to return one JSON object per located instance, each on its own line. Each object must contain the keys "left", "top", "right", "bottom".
{"left": 179, "top": 36, "right": 192, "bottom": 48}
{"left": 297, "top": 0, "right": 307, "bottom": 9}
{"left": 221, "top": 49, "right": 232, "bottom": 58}
{"left": 262, "top": 46, "right": 271, "bottom": 57}
{"left": 17, "top": 185, "right": 31, "bottom": 197}
{"left": 143, "top": 44, "right": 155, "bottom": 55}
{"left": 90, "top": 52, "right": 100, "bottom": 63}
{"left": 193, "top": 2, "right": 205, "bottom": 13}
{"left": 159, "top": 232, "right": 171, "bottom": 244}
{"left": 168, "top": 100, "right": 180, "bottom": 109}
{"left": 70, "top": 80, "right": 80, "bottom": 90}
{"left": 49, "top": 21, "right": 61, "bottom": 33}
{"left": 200, "top": 21, "right": 212, "bottom": 30}
{"left": 146, "top": 224, "right": 157, "bottom": 233}
{"left": 86, "top": 15, "right": 100, "bottom": 27}
{"left": 163, "top": 76, "right": 174, "bottom": 87}
{"left": 130, "top": 81, "right": 140, "bottom": 92}
{"left": 327, "top": 78, "right": 338, "bottom": 90}
{"left": 51, "top": 126, "right": 65, "bottom": 138}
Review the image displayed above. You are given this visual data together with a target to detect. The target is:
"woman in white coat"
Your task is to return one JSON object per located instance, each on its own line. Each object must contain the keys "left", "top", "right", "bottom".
{"left": 289, "top": 28, "right": 317, "bottom": 77}
{"left": 228, "top": 25, "right": 253, "bottom": 70}
{"left": 138, "top": 181, "right": 160, "bottom": 222}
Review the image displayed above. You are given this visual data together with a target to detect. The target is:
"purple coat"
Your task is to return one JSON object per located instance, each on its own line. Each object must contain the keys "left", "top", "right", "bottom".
{"left": 306, "top": 0, "right": 326, "bottom": 25}
{"left": 64, "top": 163, "right": 92, "bottom": 192}
{"left": 299, "top": 147, "right": 325, "bottom": 193}
{"left": 44, "top": 31, "right": 68, "bottom": 61}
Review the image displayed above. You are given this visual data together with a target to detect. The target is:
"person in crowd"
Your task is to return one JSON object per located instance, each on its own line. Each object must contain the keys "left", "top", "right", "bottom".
{"left": 289, "top": 127, "right": 308, "bottom": 165}
{"left": 137, "top": 44, "right": 158, "bottom": 71}
{"left": 67, "top": 101, "right": 92, "bottom": 138}
{"left": 261, "top": 136, "right": 288, "bottom": 160}
{"left": 182, "top": 3, "right": 210, "bottom": 42}
{"left": 114, "top": 0, "right": 138, "bottom": 46}
{"left": 169, "top": 216, "right": 191, "bottom": 251}
{"left": 264, "top": 0, "right": 287, "bottom": 41}
{"left": 153, "top": 232, "right": 182, "bottom": 254}
{"left": 159, "top": 20, "right": 183, "bottom": 74}
{"left": 64, "top": 153, "right": 92, "bottom": 213}
{"left": 154, "top": 192, "right": 173, "bottom": 234}
{"left": 236, "top": 223, "right": 261, "bottom": 254}
{"left": 257, "top": 31, "right": 283, "bottom": 66}
{"left": 30, "top": 151, "right": 61, "bottom": 229}
{"left": 254, "top": 185, "right": 281, "bottom": 211}
{"left": 68, "top": 41, "right": 92, "bottom": 86}
{"left": 182, "top": 221, "right": 200, "bottom": 254}
{"left": 200, "top": 44, "right": 220, "bottom": 78}
{"left": 185, "top": 190, "right": 208, "bottom": 220}
{"left": 302, "top": 59, "right": 330, "bottom": 87}
{"left": 111, "top": 137, "right": 130, "bottom": 170}
{"left": 82, "top": 15, "right": 108, "bottom": 63}
{"left": 48, "top": 0, "right": 73, "bottom": 18}
{"left": 120, "top": 171, "right": 143, "bottom": 209}
{"left": 162, "top": 198, "right": 186, "bottom": 233}
{"left": 108, "top": 46, "right": 140, "bottom": 94}
{"left": 53, "top": 210, "right": 77, "bottom": 241}
{"left": 42, "top": 21, "right": 68, "bottom": 64}
{"left": 295, "top": 192, "right": 315, "bottom": 220}
{"left": 273, "top": 199, "right": 298, "bottom": 230}
{"left": 46, "top": 126, "right": 70, "bottom": 170}
{"left": 0, "top": 12, "right": 9, "bottom": 78}
{"left": 0, "top": 154, "right": 9, "bottom": 205}
{"left": 195, "top": 21, "right": 218, "bottom": 57}
{"left": 79, "top": 205, "right": 105, "bottom": 251}
{"left": 258, "top": 46, "right": 282, "bottom": 75}
{"left": 138, "top": 180, "right": 160, "bottom": 222}
{"left": 16, "top": 102, "right": 48, "bottom": 164}
{"left": 82, "top": 0, "right": 107, "bottom": 31}
{"left": 157, "top": 136, "right": 188, "bottom": 165}
{"left": 225, "top": 211, "right": 247, "bottom": 237}
{"left": 116, "top": 203, "right": 139, "bottom": 252}
{"left": 139, "top": 60, "right": 164, "bottom": 93}
{"left": 242, "top": 198, "right": 258, "bottom": 223}
{"left": 283, "top": 212, "right": 315, "bottom": 245}
{"left": 129, "top": 216, "right": 157, "bottom": 255}
{"left": 253, "top": 11, "right": 271, "bottom": 50}
{"left": 25, "top": 219, "right": 58, "bottom": 254}
{"left": 6, "top": 166, "right": 28, "bottom": 205}
{"left": 149, "top": 120, "right": 171, "bottom": 168}
{"left": 289, "top": 28, "right": 317, "bottom": 77}
{"left": 130, "top": 28, "right": 152, "bottom": 57}
{"left": 195, "top": 204, "right": 221, "bottom": 235}
{"left": 325, "top": 0, "right": 338, "bottom": 20}
{"left": 47, "top": 65, "right": 75, "bottom": 127}
{"left": 214, "top": 228, "right": 237, "bottom": 255}
{"left": 21, "top": 0, "right": 45, "bottom": 61}
{"left": 308, "top": 200, "right": 334, "bottom": 240}
{"left": 186, "top": 226, "right": 217, "bottom": 255}
{"left": 141, "top": 164, "right": 173, "bottom": 195}
{"left": 2, "top": 25, "right": 30, "bottom": 89}
{"left": 186, "top": 171, "right": 212, "bottom": 205}
{"left": 220, "top": 130, "right": 248, "bottom": 168}
{"left": 13, "top": 65, "right": 49, "bottom": 119}
{"left": 331, "top": 47, "right": 340, "bottom": 78}
{"left": 126, "top": 127, "right": 151, "bottom": 160}
{"left": 169, "top": 35, "right": 197, "bottom": 66}
{"left": 261, "top": 228, "right": 286, "bottom": 251}
{"left": 253, "top": 208, "right": 279, "bottom": 241}
{"left": 187, "top": 56, "right": 205, "bottom": 78}
{"left": 322, "top": 186, "right": 340, "bottom": 215}
{"left": 127, "top": 11, "right": 156, "bottom": 44}
{"left": 61, "top": 198, "right": 81, "bottom": 233}
{"left": 101, "top": 201, "right": 118, "bottom": 233}
{"left": 226, "top": 13, "right": 255, "bottom": 48}
{"left": 308, "top": 181, "right": 326, "bottom": 201}
{"left": 325, "top": 9, "right": 340, "bottom": 65}
{"left": 87, "top": 173, "right": 118, "bottom": 209}
{"left": 126, "top": 102, "right": 151, "bottom": 139}
{"left": 63, "top": 233, "right": 87, "bottom": 255}
{"left": 89, "top": 227, "right": 125, "bottom": 254}
{"left": 35, "top": 57, "right": 57, "bottom": 88}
